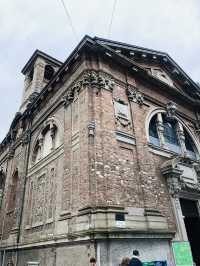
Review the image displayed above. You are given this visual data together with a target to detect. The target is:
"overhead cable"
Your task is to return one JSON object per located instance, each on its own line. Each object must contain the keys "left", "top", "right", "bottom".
{"left": 59, "top": 0, "right": 79, "bottom": 41}
{"left": 107, "top": 0, "right": 117, "bottom": 38}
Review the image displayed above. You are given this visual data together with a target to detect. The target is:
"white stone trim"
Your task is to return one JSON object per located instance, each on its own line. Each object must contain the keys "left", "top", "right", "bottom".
{"left": 145, "top": 107, "right": 165, "bottom": 142}
{"left": 145, "top": 108, "right": 200, "bottom": 159}
{"left": 27, "top": 262, "right": 39, "bottom": 266}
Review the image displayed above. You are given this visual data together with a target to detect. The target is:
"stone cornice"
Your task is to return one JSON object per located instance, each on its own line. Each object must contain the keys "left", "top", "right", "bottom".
{"left": 95, "top": 36, "right": 200, "bottom": 97}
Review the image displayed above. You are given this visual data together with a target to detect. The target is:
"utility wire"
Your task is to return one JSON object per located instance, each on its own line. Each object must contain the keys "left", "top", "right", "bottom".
{"left": 107, "top": 0, "right": 117, "bottom": 38}
{"left": 59, "top": 0, "right": 79, "bottom": 42}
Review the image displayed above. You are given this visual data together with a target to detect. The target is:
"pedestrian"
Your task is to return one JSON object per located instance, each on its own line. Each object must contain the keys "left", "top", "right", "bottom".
{"left": 90, "top": 257, "right": 97, "bottom": 266}
{"left": 120, "top": 257, "right": 130, "bottom": 266}
{"left": 129, "top": 250, "right": 142, "bottom": 266}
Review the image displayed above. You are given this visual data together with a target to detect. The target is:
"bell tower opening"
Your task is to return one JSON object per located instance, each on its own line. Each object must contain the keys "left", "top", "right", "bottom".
{"left": 180, "top": 198, "right": 200, "bottom": 266}
{"left": 19, "top": 50, "right": 62, "bottom": 113}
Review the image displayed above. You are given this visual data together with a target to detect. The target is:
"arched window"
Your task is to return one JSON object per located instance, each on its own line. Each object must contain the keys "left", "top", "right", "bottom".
{"left": 42, "top": 125, "right": 52, "bottom": 157}
{"left": 8, "top": 170, "right": 18, "bottom": 211}
{"left": 148, "top": 112, "right": 198, "bottom": 159}
{"left": 32, "top": 122, "right": 60, "bottom": 164}
{"left": 44, "top": 65, "right": 54, "bottom": 81}
{"left": 162, "top": 115, "right": 181, "bottom": 154}
{"left": 184, "top": 129, "right": 197, "bottom": 159}
{"left": 0, "top": 169, "right": 5, "bottom": 208}
{"left": 149, "top": 115, "right": 160, "bottom": 147}
{"left": 32, "top": 140, "right": 41, "bottom": 164}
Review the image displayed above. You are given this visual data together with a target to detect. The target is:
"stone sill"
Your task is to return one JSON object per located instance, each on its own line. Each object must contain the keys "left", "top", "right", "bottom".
{"left": 148, "top": 143, "right": 198, "bottom": 163}
{"left": 148, "top": 143, "right": 178, "bottom": 158}
{"left": 59, "top": 211, "right": 71, "bottom": 221}
{"left": 78, "top": 205, "right": 127, "bottom": 216}
{"left": 25, "top": 219, "right": 53, "bottom": 230}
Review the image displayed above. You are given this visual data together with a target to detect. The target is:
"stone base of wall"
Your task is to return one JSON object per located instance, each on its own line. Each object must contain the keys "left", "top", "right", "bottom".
{"left": 0, "top": 237, "right": 175, "bottom": 266}
{"left": 98, "top": 238, "right": 174, "bottom": 266}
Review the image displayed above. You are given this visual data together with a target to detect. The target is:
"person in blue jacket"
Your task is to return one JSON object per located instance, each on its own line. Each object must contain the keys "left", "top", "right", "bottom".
{"left": 129, "top": 250, "right": 142, "bottom": 266}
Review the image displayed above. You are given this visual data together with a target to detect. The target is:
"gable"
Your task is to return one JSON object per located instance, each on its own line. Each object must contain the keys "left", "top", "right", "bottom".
{"left": 94, "top": 36, "right": 200, "bottom": 101}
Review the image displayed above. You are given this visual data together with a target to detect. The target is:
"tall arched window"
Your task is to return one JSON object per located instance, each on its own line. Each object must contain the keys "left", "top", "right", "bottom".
{"left": 32, "top": 121, "right": 60, "bottom": 164}
{"left": 0, "top": 169, "right": 5, "bottom": 208}
{"left": 149, "top": 115, "right": 160, "bottom": 147}
{"left": 148, "top": 112, "right": 198, "bottom": 159}
{"left": 42, "top": 125, "right": 52, "bottom": 157}
{"left": 184, "top": 129, "right": 197, "bottom": 159}
{"left": 8, "top": 170, "right": 18, "bottom": 211}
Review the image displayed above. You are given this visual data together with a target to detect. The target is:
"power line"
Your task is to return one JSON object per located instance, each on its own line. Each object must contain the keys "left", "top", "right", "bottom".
{"left": 107, "top": 0, "right": 117, "bottom": 38}
{"left": 59, "top": 0, "right": 79, "bottom": 42}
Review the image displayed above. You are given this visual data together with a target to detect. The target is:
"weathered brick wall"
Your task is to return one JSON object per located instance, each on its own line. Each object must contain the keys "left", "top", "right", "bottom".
{"left": 83, "top": 55, "right": 199, "bottom": 232}
{"left": 0, "top": 143, "right": 28, "bottom": 242}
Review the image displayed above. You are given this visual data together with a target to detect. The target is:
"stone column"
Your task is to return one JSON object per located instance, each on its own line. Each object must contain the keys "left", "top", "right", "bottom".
{"left": 171, "top": 197, "right": 188, "bottom": 241}
{"left": 38, "top": 134, "right": 44, "bottom": 160}
{"left": 31, "top": 58, "right": 46, "bottom": 93}
{"left": 176, "top": 122, "right": 187, "bottom": 156}
{"left": 161, "top": 159, "right": 188, "bottom": 241}
{"left": 156, "top": 113, "right": 165, "bottom": 148}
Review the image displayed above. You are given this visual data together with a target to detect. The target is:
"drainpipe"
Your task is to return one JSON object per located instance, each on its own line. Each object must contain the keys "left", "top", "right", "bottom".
{"left": 0, "top": 151, "right": 10, "bottom": 266}
{"left": 15, "top": 116, "right": 33, "bottom": 266}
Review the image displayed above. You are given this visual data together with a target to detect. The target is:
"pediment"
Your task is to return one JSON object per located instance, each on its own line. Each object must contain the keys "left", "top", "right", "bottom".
{"left": 94, "top": 37, "right": 200, "bottom": 101}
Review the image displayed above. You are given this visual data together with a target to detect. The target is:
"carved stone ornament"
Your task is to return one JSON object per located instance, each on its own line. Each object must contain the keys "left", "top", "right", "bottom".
{"left": 126, "top": 86, "right": 144, "bottom": 105}
{"left": 113, "top": 98, "right": 132, "bottom": 129}
{"left": 116, "top": 116, "right": 131, "bottom": 128}
{"left": 82, "top": 71, "right": 114, "bottom": 91}
{"left": 88, "top": 121, "right": 95, "bottom": 137}
{"left": 161, "top": 156, "right": 200, "bottom": 197}
{"left": 166, "top": 101, "right": 177, "bottom": 120}
{"left": 21, "top": 129, "right": 31, "bottom": 146}
{"left": 161, "top": 156, "right": 183, "bottom": 197}
{"left": 62, "top": 71, "right": 115, "bottom": 107}
{"left": 179, "top": 178, "right": 200, "bottom": 193}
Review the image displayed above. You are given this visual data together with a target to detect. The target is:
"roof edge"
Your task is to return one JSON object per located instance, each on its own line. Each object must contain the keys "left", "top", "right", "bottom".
{"left": 21, "top": 49, "right": 63, "bottom": 75}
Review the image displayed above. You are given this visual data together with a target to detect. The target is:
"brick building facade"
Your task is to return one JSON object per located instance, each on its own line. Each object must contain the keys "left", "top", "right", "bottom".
{"left": 0, "top": 36, "right": 200, "bottom": 266}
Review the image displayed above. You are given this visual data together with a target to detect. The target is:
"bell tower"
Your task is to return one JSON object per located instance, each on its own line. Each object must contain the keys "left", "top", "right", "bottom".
{"left": 20, "top": 50, "right": 62, "bottom": 112}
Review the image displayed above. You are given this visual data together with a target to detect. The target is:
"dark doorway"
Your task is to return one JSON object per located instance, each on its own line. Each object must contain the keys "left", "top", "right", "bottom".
{"left": 180, "top": 198, "right": 200, "bottom": 266}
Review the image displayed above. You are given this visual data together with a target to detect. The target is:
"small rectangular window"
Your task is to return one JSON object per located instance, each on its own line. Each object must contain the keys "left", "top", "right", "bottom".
{"left": 115, "top": 213, "right": 125, "bottom": 221}
{"left": 115, "top": 213, "right": 125, "bottom": 228}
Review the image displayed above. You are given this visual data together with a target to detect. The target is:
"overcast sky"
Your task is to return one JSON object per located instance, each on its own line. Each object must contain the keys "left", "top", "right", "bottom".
{"left": 0, "top": 0, "right": 199, "bottom": 141}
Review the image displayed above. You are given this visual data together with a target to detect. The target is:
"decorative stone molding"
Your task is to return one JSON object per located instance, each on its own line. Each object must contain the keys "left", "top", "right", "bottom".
{"left": 176, "top": 122, "right": 187, "bottom": 156}
{"left": 166, "top": 101, "right": 177, "bottom": 120}
{"left": 115, "top": 116, "right": 131, "bottom": 128}
{"left": 179, "top": 179, "right": 200, "bottom": 193}
{"left": 144, "top": 208, "right": 164, "bottom": 217}
{"left": 113, "top": 98, "right": 132, "bottom": 128}
{"left": 82, "top": 71, "right": 114, "bottom": 91}
{"left": 161, "top": 156, "right": 200, "bottom": 197}
{"left": 126, "top": 86, "right": 144, "bottom": 105}
{"left": 21, "top": 129, "right": 31, "bottom": 146}
{"left": 88, "top": 121, "right": 95, "bottom": 137}
{"left": 156, "top": 113, "right": 165, "bottom": 147}
{"left": 161, "top": 157, "right": 183, "bottom": 197}
{"left": 62, "top": 71, "right": 115, "bottom": 107}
